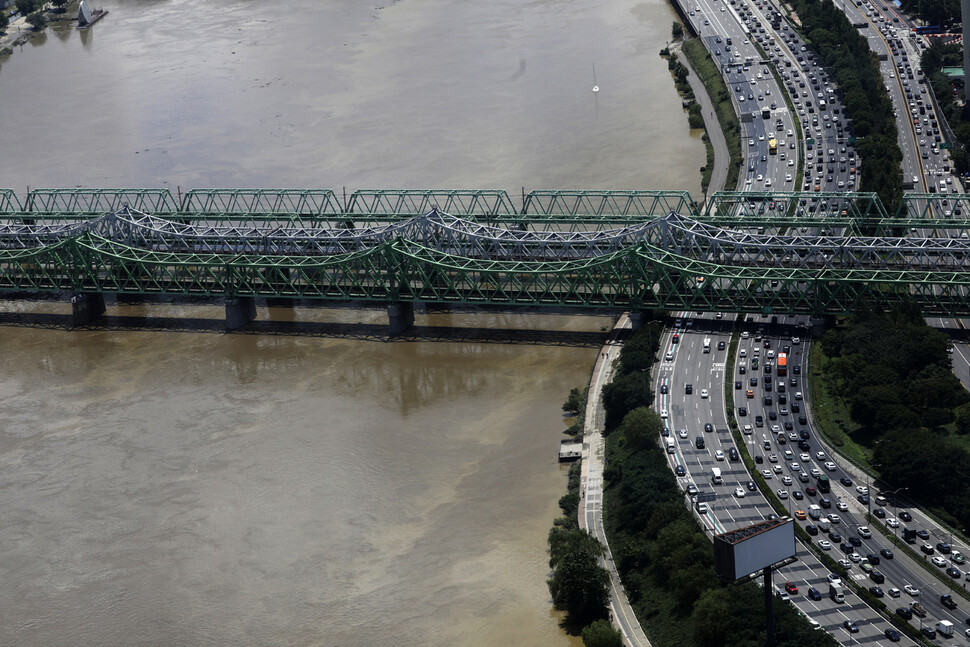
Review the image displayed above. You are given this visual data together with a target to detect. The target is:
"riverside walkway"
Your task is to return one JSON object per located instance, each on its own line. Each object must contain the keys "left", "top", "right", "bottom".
{"left": 579, "top": 313, "right": 650, "bottom": 647}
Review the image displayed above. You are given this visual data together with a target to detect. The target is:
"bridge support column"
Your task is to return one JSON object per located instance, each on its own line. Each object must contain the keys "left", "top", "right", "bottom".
{"left": 629, "top": 311, "right": 644, "bottom": 330}
{"left": 70, "top": 293, "right": 105, "bottom": 327}
{"left": 387, "top": 302, "right": 415, "bottom": 336}
{"left": 226, "top": 296, "right": 257, "bottom": 330}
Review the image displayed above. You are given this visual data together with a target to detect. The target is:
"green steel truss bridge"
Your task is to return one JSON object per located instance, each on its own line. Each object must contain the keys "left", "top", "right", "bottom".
{"left": 3, "top": 187, "right": 970, "bottom": 328}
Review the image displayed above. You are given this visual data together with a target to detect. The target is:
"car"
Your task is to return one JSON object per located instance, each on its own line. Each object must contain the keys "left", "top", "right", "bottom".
{"left": 806, "top": 524, "right": 818, "bottom": 535}
{"left": 866, "top": 552, "right": 880, "bottom": 565}
{"left": 738, "top": 406, "right": 747, "bottom": 416}
{"left": 806, "top": 486, "right": 817, "bottom": 496}
{"left": 880, "top": 548, "right": 893, "bottom": 559}
{"left": 823, "top": 461, "right": 837, "bottom": 471}
{"left": 848, "top": 552, "right": 861, "bottom": 563}
{"left": 860, "top": 560, "right": 874, "bottom": 573}
{"left": 842, "top": 620, "right": 858, "bottom": 633}
{"left": 675, "top": 465, "right": 686, "bottom": 477}
{"left": 785, "top": 581, "right": 798, "bottom": 594}
{"left": 896, "top": 606, "right": 913, "bottom": 620}
{"left": 830, "top": 531, "right": 842, "bottom": 543}
{"left": 810, "top": 468, "right": 821, "bottom": 478}
{"left": 870, "top": 570, "right": 885, "bottom": 583}
{"left": 794, "top": 510, "right": 806, "bottom": 520}
{"left": 799, "top": 452, "right": 810, "bottom": 462}
{"left": 840, "top": 476, "right": 852, "bottom": 486}
{"left": 856, "top": 485, "right": 869, "bottom": 495}
{"left": 836, "top": 501, "right": 847, "bottom": 511}
{"left": 920, "top": 543, "right": 934, "bottom": 555}
{"left": 916, "top": 529, "right": 929, "bottom": 540}
{"left": 762, "top": 470, "right": 773, "bottom": 479}
{"left": 773, "top": 465, "right": 782, "bottom": 474}
{"left": 742, "top": 424, "right": 752, "bottom": 434}
{"left": 938, "top": 542, "right": 952, "bottom": 554}
{"left": 818, "top": 539, "right": 831, "bottom": 550}
{"left": 768, "top": 454, "right": 778, "bottom": 463}
{"left": 777, "top": 489, "right": 789, "bottom": 499}
{"left": 869, "top": 585, "right": 884, "bottom": 597}
{"left": 954, "top": 551, "right": 966, "bottom": 564}
{"left": 704, "top": 423, "right": 714, "bottom": 433}
{"left": 781, "top": 476, "right": 793, "bottom": 486}
{"left": 807, "top": 586, "right": 822, "bottom": 600}
{"left": 921, "top": 627, "right": 937, "bottom": 640}
{"left": 827, "top": 513, "right": 841, "bottom": 524}
{"left": 888, "top": 587, "right": 900, "bottom": 598}
{"left": 700, "top": 389, "right": 709, "bottom": 399}
{"left": 746, "top": 481, "right": 757, "bottom": 492}
{"left": 873, "top": 509, "right": 886, "bottom": 519}
{"left": 858, "top": 526, "right": 871, "bottom": 538}
{"left": 838, "top": 558, "right": 851, "bottom": 570}
{"left": 715, "top": 450, "right": 725, "bottom": 461}
{"left": 886, "top": 518, "right": 899, "bottom": 528}
{"left": 735, "top": 380, "right": 742, "bottom": 390}
{"left": 755, "top": 455, "right": 763, "bottom": 464}
{"left": 826, "top": 572, "right": 842, "bottom": 584}
{"left": 904, "top": 584, "right": 920, "bottom": 596}
{"left": 679, "top": 429, "right": 688, "bottom": 439}
{"left": 729, "top": 448, "right": 739, "bottom": 461}
{"left": 947, "top": 567, "right": 962, "bottom": 579}
{"left": 899, "top": 511, "right": 912, "bottom": 522}
{"left": 857, "top": 494, "right": 870, "bottom": 505}
{"left": 815, "top": 451, "right": 825, "bottom": 461}
{"left": 933, "top": 556, "right": 948, "bottom": 567}
{"left": 884, "top": 629, "right": 901, "bottom": 642}
{"left": 941, "top": 593, "right": 958, "bottom": 609}
{"left": 660, "top": 409, "right": 668, "bottom": 418}
{"left": 659, "top": 384, "right": 668, "bottom": 394}
{"left": 848, "top": 536, "right": 862, "bottom": 547}
{"left": 686, "top": 483, "right": 699, "bottom": 495}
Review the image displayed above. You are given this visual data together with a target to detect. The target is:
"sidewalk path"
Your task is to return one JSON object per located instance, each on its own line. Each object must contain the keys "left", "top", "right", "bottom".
{"left": 673, "top": 38, "right": 733, "bottom": 197}
{"left": 579, "top": 314, "right": 651, "bottom": 647}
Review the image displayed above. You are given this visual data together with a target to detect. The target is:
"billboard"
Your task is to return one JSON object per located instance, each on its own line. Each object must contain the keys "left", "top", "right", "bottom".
{"left": 713, "top": 518, "right": 796, "bottom": 581}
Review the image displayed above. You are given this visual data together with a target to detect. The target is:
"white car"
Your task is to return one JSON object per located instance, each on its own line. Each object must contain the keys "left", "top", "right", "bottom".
{"left": 888, "top": 587, "right": 901, "bottom": 598}
{"left": 715, "top": 450, "right": 725, "bottom": 461}
{"left": 818, "top": 539, "right": 832, "bottom": 550}
{"left": 932, "top": 556, "right": 948, "bottom": 568}
{"left": 836, "top": 501, "right": 848, "bottom": 511}
{"left": 886, "top": 518, "right": 899, "bottom": 528}
{"left": 777, "top": 489, "right": 789, "bottom": 499}
{"left": 800, "top": 453, "right": 811, "bottom": 462}
{"left": 828, "top": 514, "right": 841, "bottom": 524}
{"left": 679, "top": 429, "right": 689, "bottom": 439}
{"left": 904, "top": 584, "right": 920, "bottom": 596}
{"left": 700, "top": 389, "right": 709, "bottom": 399}
{"left": 848, "top": 552, "right": 861, "bottom": 563}
{"left": 768, "top": 454, "right": 779, "bottom": 463}
{"left": 824, "top": 461, "right": 837, "bottom": 471}
{"left": 838, "top": 559, "right": 852, "bottom": 570}
{"left": 827, "top": 573, "right": 842, "bottom": 584}
{"left": 815, "top": 452, "right": 826, "bottom": 461}
{"left": 810, "top": 468, "right": 821, "bottom": 478}
{"left": 792, "top": 337, "right": 801, "bottom": 344}
{"left": 773, "top": 465, "right": 783, "bottom": 474}
{"left": 781, "top": 476, "right": 793, "bottom": 486}
{"left": 859, "top": 526, "right": 872, "bottom": 538}
{"left": 735, "top": 487, "right": 746, "bottom": 498}
{"left": 741, "top": 331, "right": 750, "bottom": 339}
{"left": 697, "top": 502, "right": 708, "bottom": 514}
{"left": 660, "top": 409, "right": 668, "bottom": 419}
{"left": 856, "top": 486, "right": 869, "bottom": 495}
{"left": 743, "top": 424, "right": 753, "bottom": 434}
{"left": 794, "top": 391, "right": 803, "bottom": 400}
{"left": 762, "top": 470, "right": 773, "bottom": 479}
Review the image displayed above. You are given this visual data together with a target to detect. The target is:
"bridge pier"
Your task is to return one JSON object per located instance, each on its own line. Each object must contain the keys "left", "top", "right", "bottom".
{"left": 226, "top": 296, "right": 258, "bottom": 330}
{"left": 387, "top": 302, "right": 415, "bottom": 336}
{"left": 70, "top": 293, "right": 106, "bottom": 327}
{"left": 629, "top": 311, "right": 644, "bottom": 330}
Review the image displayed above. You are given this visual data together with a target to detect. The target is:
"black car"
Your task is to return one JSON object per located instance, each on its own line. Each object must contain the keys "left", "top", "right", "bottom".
{"left": 798, "top": 415, "right": 807, "bottom": 425}
{"left": 857, "top": 494, "right": 870, "bottom": 505}
{"left": 735, "top": 380, "right": 742, "bottom": 390}
{"left": 696, "top": 437, "right": 705, "bottom": 449}
{"left": 880, "top": 548, "right": 894, "bottom": 559}
{"left": 870, "top": 570, "right": 885, "bottom": 584}
{"left": 791, "top": 402, "right": 800, "bottom": 413}
{"left": 755, "top": 415, "right": 764, "bottom": 427}
{"left": 869, "top": 586, "right": 884, "bottom": 597}
{"left": 797, "top": 440, "right": 810, "bottom": 451}
{"left": 675, "top": 465, "right": 686, "bottom": 477}
{"left": 916, "top": 529, "right": 930, "bottom": 540}
{"left": 848, "top": 536, "right": 862, "bottom": 547}
{"left": 729, "top": 447, "right": 740, "bottom": 461}
{"left": 840, "top": 476, "right": 852, "bottom": 486}
{"left": 792, "top": 490, "right": 804, "bottom": 500}
{"left": 705, "top": 423, "right": 714, "bottom": 433}
{"left": 921, "top": 627, "right": 937, "bottom": 639}
{"left": 947, "top": 567, "right": 962, "bottom": 579}
{"left": 799, "top": 429, "right": 809, "bottom": 440}
{"left": 764, "top": 396, "right": 773, "bottom": 406}
{"left": 738, "top": 407, "right": 747, "bottom": 416}
{"left": 807, "top": 586, "right": 822, "bottom": 600}
{"left": 884, "top": 629, "right": 901, "bottom": 642}
{"left": 899, "top": 511, "right": 912, "bottom": 522}
{"left": 783, "top": 421, "right": 793, "bottom": 431}
{"left": 938, "top": 542, "right": 952, "bottom": 554}
{"left": 873, "top": 508, "right": 886, "bottom": 519}
{"left": 755, "top": 455, "right": 764, "bottom": 464}
{"left": 660, "top": 384, "right": 668, "bottom": 394}
{"left": 830, "top": 531, "right": 842, "bottom": 543}
{"left": 896, "top": 607, "right": 912, "bottom": 620}
{"left": 717, "top": 341, "right": 726, "bottom": 350}
{"left": 842, "top": 620, "right": 858, "bottom": 633}
{"left": 806, "top": 524, "right": 818, "bottom": 535}
{"left": 768, "top": 411, "right": 777, "bottom": 420}
{"left": 746, "top": 481, "right": 757, "bottom": 492}
{"left": 750, "top": 377, "right": 758, "bottom": 387}
{"left": 685, "top": 384, "right": 693, "bottom": 394}
{"left": 793, "top": 365, "right": 801, "bottom": 375}
{"left": 866, "top": 553, "right": 880, "bottom": 565}
{"left": 819, "top": 497, "right": 831, "bottom": 509}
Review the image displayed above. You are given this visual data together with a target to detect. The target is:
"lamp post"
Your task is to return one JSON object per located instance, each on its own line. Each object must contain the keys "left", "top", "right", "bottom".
{"left": 891, "top": 486, "right": 909, "bottom": 541}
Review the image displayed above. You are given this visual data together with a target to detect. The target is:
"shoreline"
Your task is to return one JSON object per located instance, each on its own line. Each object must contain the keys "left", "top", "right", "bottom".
{"left": 0, "top": 2, "right": 80, "bottom": 60}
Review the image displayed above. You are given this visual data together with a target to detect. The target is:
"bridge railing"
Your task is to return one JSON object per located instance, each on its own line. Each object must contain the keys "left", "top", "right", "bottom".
{"left": 344, "top": 189, "right": 518, "bottom": 221}
{"left": 23, "top": 188, "right": 178, "bottom": 217}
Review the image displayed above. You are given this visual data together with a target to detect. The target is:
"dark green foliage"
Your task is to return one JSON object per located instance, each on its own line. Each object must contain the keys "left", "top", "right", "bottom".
{"left": 602, "top": 372, "right": 651, "bottom": 430}
{"left": 902, "top": 0, "right": 961, "bottom": 27}
{"left": 672, "top": 21, "right": 684, "bottom": 38}
{"left": 547, "top": 527, "right": 611, "bottom": 627}
{"left": 25, "top": 10, "right": 46, "bottom": 30}
{"left": 582, "top": 620, "right": 623, "bottom": 647}
{"left": 618, "top": 407, "right": 665, "bottom": 451}
{"left": 15, "top": 0, "right": 41, "bottom": 16}
{"left": 0, "top": 11, "right": 8, "bottom": 32}
{"left": 921, "top": 41, "right": 969, "bottom": 174}
{"left": 563, "top": 387, "right": 583, "bottom": 414}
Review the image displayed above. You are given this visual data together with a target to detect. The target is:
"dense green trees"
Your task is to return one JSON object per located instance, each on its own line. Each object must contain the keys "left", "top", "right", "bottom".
{"left": 0, "top": 11, "right": 8, "bottom": 32}
{"left": 920, "top": 42, "right": 969, "bottom": 174}
{"left": 15, "top": 0, "right": 42, "bottom": 16}
{"left": 672, "top": 21, "right": 684, "bottom": 39}
{"left": 792, "top": 0, "right": 903, "bottom": 209}
{"left": 903, "top": 0, "right": 961, "bottom": 27}
{"left": 582, "top": 620, "right": 623, "bottom": 647}
{"left": 563, "top": 387, "right": 583, "bottom": 415}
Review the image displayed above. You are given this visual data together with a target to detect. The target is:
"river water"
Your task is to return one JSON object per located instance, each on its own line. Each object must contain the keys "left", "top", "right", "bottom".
{"left": 0, "top": 1, "right": 701, "bottom": 645}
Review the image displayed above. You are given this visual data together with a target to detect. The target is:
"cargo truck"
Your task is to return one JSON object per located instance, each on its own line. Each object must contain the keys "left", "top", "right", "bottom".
{"left": 902, "top": 527, "right": 916, "bottom": 543}
{"left": 937, "top": 620, "right": 955, "bottom": 637}
{"left": 829, "top": 582, "right": 844, "bottom": 603}
{"left": 808, "top": 504, "right": 822, "bottom": 520}
{"left": 777, "top": 353, "right": 787, "bottom": 375}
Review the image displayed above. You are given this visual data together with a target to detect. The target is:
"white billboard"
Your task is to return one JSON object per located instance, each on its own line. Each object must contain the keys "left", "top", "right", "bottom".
{"left": 714, "top": 519, "right": 796, "bottom": 581}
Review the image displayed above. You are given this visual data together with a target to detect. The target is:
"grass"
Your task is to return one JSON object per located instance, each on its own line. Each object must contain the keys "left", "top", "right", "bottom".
{"left": 682, "top": 38, "right": 743, "bottom": 190}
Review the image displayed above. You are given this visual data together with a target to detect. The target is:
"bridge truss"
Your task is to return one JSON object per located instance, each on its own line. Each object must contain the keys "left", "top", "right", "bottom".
{"left": 1, "top": 187, "right": 970, "bottom": 316}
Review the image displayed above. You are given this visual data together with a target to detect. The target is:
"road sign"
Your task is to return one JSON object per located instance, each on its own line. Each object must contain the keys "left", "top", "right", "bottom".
{"left": 697, "top": 492, "right": 718, "bottom": 503}
{"left": 940, "top": 142, "right": 953, "bottom": 150}
{"left": 848, "top": 136, "right": 858, "bottom": 144}
{"left": 806, "top": 139, "right": 815, "bottom": 145}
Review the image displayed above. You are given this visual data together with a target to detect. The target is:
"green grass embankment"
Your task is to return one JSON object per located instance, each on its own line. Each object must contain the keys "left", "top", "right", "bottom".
{"left": 682, "top": 38, "right": 742, "bottom": 191}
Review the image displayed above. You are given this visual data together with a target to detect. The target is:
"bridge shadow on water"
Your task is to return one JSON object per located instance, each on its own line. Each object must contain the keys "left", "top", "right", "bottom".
{"left": 0, "top": 309, "right": 611, "bottom": 347}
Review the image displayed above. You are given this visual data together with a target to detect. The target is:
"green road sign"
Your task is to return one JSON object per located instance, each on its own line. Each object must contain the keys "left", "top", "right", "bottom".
{"left": 940, "top": 142, "right": 952, "bottom": 150}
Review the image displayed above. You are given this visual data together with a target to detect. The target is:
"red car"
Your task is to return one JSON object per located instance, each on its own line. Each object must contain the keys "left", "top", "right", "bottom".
{"left": 806, "top": 486, "right": 817, "bottom": 496}
{"left": 785, "top": 582, "right": 798, "bottom": 595}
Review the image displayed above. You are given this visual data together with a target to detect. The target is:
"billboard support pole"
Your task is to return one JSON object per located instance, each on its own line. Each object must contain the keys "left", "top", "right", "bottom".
{"left": 764, "top": 565, "right": 776, "bottom": 647}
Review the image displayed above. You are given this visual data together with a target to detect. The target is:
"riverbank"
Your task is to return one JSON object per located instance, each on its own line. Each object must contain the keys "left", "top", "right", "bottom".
{"left": 0, "top": 2, "right": 80, "bottom": 60}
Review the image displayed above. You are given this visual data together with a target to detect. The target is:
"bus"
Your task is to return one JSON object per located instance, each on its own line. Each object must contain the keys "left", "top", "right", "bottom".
{"left": 768, "top": 138, "right": 777, "bottom": 155}
{"left": 777, "top": 352, "right": 788, "bottom": 375}
{"left": 816, "top": 474, "right": 831, "bottom": 493}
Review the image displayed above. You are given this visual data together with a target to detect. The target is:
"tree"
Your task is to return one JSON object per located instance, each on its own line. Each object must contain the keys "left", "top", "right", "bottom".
{"left": 582, "top": 619, "right": 623, "bottom": 647}
{"left": 0, "top": 11, "right": 8, "bottom": 32}
{"left": 16, "top": 0, "right": 40, "bottom": 16}
{"left": 617, "top": 407, "right": 664, "bottom": 450}
{"left": 563, "top": 387, "right": 583, "bottom": 415}
{"left": 672, "top": 21, "right": 683, "bottom": 38}
{"left": 548, "top": 531, "right": 611, "bottom": 627}
{"left": 26, "top": 11, "right": 46, "bottom": 30}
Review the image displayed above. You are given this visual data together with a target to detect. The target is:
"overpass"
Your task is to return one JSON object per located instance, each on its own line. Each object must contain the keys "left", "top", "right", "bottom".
{"left": 2, "top": 187, "right": 970, "bottom": 331}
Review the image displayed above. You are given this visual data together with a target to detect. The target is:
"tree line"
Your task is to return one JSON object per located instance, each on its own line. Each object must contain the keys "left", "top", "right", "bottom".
{"left": 921, "top": 41, "right": 970, "bottom": 175}
{"left": 819, "top": 301, "right": 970, "bottom": 529}
{"left": 791, "top": 0, "right": 904, "bottom": 211}
{"left": 901, "top": 0, "right": 962, "bottom": 28}
{"left": 596, "top": 321, "right": 837, "bottom": 647}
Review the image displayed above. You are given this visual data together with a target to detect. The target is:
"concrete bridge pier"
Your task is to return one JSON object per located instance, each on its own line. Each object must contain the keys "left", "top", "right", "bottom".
{"left": 629, "top": 311, "right": 644, "bottom": 330}
{"left": 387, "top": 302, "right": 415, "bottom": 335}
{"left": 226, "top": 296, "right": 258, "bottom": 330}
{"left": 70, "top": 293, "right": 106, "bottom": 327}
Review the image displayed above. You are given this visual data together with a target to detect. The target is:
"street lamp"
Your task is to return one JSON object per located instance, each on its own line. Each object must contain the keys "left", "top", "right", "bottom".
{"left": 891, "top": 486, "right": 909, "bottom": 541}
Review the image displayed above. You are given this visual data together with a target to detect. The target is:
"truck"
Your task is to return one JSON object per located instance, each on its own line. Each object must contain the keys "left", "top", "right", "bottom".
{"left": 808, "top": 504, "right": 822, "bottom": 520}
{"left": 776, "top": 353, "right": 787, "bottom": 376}
{"left": 816, "top": 474, "right": 831, "bottom": 494}
{"left": 703, "top": 338, "right": 711, "bottom": 353}
{"left": 909, "top": 601, "right": 926, "bottom": 618}
{"left": 818, "top": 517, "right": 831, "bottom": 532}
{"left": 902, "top": 527, "right": 917, "bottom": 543}
{"left": 666, "top": 438, "right": 676, "bottom": 454}
{"left": 937, "top": 620, "right": 955, "bottom": 637}
{"left": 829, "top": 582, "right": 844, "bottom": 603}
{"left": 941, "top": 593, "right": 958, "bottom": 609}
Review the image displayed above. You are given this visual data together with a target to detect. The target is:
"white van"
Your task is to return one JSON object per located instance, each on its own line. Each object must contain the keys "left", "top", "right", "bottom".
{"left": 703, "top": 338, "right": 712, "bottom": 353}
{"left": 712, "top": 467, "right": 723, "bottom": 484}
{"left": 666, "top": 438, "right": 676, "bottom": 454}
